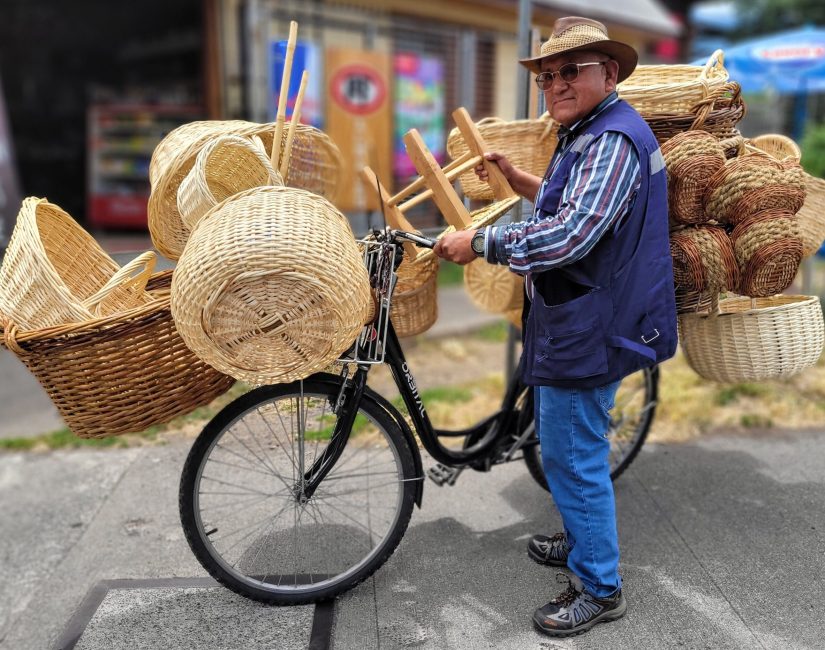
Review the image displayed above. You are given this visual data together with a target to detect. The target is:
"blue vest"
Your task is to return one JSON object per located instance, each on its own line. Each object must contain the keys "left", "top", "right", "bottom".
{"left": 522, "top": 100, "right": 677, "bottom": 388}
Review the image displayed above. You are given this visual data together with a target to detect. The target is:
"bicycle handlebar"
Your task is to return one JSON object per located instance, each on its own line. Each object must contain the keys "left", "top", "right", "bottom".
{"left": 389, "top": 230, "right": 437, "bottom": 249}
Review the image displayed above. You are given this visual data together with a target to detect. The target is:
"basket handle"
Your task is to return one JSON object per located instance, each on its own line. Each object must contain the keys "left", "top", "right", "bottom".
{"left": 689, "top": 81, "right": 740, "bottom": 128}
{"left": 699, "top": 49, "right": 725, "bottom": 81}
{"left": 82, "top": 251, "right": 157, "bottom": 315}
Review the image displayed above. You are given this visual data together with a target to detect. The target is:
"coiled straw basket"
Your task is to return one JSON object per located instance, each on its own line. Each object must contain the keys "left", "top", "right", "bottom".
{"left": 171, "top": 185, "right": 372, "bottom": 385}
{"left": 390, "top": 254, "right": 439, "bottom": 338}
{"left": 446, "top": 115, "right": 558, "bottom": 200}
{"left": 678, "top": 294, "right": 824, "bottom": 382}
{"left": 669, "top": 226, "right": 739, "bottom": 294}
{"left": 0, "top": 197, "right": 154, "bottom": 330}
{"left": 0, "top": 270, "right": 235, "bottom": 439}
{"left": 149, "top": 120, "right": 343, "bottom": 260}
{"left": 463, "top": 259, "right": 523, "bottom": 314}
{"left": 662, "top": 131, "right": 727, "bottom": 226}
{"left": 177, "top": 134, "right": 282, "bottom": 230}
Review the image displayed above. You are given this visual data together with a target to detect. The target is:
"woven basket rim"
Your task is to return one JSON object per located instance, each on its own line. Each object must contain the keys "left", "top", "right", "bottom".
{"left": 680, "top": 294, "right": 817, "bottom": 321}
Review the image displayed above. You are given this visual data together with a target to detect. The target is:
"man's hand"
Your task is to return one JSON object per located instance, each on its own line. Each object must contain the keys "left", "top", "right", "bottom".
{"left": 475, "top": 152, "right": 515, "bottom": 183}
{"left": 433, "top": 229, "right": 477, "bottom": 265}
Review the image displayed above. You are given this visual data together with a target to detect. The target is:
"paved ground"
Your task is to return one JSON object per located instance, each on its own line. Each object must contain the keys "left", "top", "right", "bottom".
{"left": 2, "top": 428, "right": 824, "bottom": 649}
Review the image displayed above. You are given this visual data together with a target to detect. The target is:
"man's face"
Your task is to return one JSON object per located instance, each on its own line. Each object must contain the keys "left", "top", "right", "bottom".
{"left": 540, "top": 51, "right": 619, "bottom": 127}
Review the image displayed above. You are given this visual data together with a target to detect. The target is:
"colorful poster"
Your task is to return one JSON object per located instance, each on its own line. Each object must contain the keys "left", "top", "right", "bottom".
{"left": 393, "top": 53, "right": 445, "bottom": 180}
{"left": 270, "top": 40, "right": 322, "bottom": 128}
{"left": 326, "top": 48, "right": 392, "bottom": 212}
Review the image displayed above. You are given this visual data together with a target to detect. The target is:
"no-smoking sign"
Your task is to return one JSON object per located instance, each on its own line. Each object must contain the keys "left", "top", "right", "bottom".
{"left": 330, "top": 64, "right": 387, "bottom": 115}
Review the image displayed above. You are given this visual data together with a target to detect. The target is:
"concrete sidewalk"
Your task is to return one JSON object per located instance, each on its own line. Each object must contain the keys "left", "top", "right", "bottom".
{"left": 1, "top": 428, "right": 824, "bottom": 649}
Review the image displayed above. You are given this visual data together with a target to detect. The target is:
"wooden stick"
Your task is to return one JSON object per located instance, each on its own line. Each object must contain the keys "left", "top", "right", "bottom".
{"left": 387, "top": 151, "right": 476, "bottom": 207}
{"left": 397, "top": 155, "right": 483, "bottom": 213}
{"left": 360, "top": 167, "right": 419, "bottom": 261}
{"left": 279, "top": 69, "right": 308, "bottom": 180}
{"left": 452, "top": 107, "right": 515, "bottom": 201}
{"left": 272, "top": 21, "right": 298, "bottom": 169}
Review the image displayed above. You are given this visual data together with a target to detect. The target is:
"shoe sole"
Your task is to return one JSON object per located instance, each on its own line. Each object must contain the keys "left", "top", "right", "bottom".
{"left": 527, "top": 545, "right": 567, "bottom": 567}
{"left": 532, "top": 598, "right": 627, "bottom": 638}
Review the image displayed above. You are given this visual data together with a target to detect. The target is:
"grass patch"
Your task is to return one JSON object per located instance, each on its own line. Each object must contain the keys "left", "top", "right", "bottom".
{"left": 0, "top": 427, "right": 150, "bottom": 451}
{"left": 714, "top": 382, "right": 768, "bottom": 406}
{"left": 437, "top": 261, "right": 464, "bottom": 287}
{"left": 475, "top": 321, "right": 510, "bottom": 343}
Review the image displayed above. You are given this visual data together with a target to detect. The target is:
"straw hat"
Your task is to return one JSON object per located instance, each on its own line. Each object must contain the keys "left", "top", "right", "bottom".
{"left": 520, "top": 17, "right": 638, "bottom": 83}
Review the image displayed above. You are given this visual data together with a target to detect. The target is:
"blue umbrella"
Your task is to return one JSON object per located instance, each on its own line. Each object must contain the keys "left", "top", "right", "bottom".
{"left": 693, "top": 25, "right": 825, "bottom": 94}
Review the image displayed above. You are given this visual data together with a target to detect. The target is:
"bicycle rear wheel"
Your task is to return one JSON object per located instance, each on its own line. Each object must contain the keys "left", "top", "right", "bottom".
{"left": 179, "top": 376, "right": 418, "bottom": 605}
{"left": 523, "top": 366, "right": 658, "bottom": 488}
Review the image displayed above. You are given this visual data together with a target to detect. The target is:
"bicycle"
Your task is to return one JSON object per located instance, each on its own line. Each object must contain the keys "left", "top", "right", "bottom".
{"left": 178, "top": 228, "right": 659, "bottom": 605}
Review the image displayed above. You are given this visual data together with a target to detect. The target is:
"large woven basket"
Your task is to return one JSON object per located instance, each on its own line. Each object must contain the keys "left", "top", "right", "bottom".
{"left": 0, "top": 198, "right": 153, "bottom": 330}
{"left": 446, "top": 114, "right": 558, "bottom": 200}
{"left": 669, "top": 225, "right": 738, "bottom": 293}
{"left": 171, "top": 185, "right": 371, "bottom": 385}
{"left": 0, "top": 271, "right": 235, "bottom": 439}
{"left": 662, "top": 131, "right": 727, "bottom": 226}
{"left": 618, "top": 50, "right": 729, "bottom": 115}
{"left": 679, "top": 294, "right": 824, "bottom": 382}
{"left": 391, "top": 254, "right": 439, "bottom": 338}
{"left": 177, "top": 134, "right": 282, "bottom": 230}
{"left": 642, "top": 82, "right": 745, "bottom": 146}
{"left": 463, "top": 259, "right": 523, "bottom": 314}
{"left": 149, "top": 120, "right": 343, "bottom": 260}
{"left": 797, "top": 174, "right": 825, "bottom": 257}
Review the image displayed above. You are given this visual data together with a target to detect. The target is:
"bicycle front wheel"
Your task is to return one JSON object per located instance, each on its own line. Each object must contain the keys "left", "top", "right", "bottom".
{"left": 523, "top": 366, "right": 658, "bottom": 488}
{"left": 179, "top": 377, "right": 418, "bottom": 605}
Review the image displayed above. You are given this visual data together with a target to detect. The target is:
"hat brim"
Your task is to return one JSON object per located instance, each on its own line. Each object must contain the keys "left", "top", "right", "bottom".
{"left": 519, "top": 40, "right": 638, "bottom": 84}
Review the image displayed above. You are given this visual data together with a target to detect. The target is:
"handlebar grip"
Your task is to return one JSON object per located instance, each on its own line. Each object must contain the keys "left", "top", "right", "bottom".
{"left": 393, "top": 230, "right": 437, "bottom": 249}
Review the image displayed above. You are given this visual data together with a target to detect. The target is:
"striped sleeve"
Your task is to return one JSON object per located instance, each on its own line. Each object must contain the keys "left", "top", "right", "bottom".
{"left": 486, "top": 131, "right": 641, "bottom": 273}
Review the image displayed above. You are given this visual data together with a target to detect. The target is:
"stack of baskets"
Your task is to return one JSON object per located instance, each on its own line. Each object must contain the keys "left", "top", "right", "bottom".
{"left": 0, "top": 198, "right": 234, "bottom": 438}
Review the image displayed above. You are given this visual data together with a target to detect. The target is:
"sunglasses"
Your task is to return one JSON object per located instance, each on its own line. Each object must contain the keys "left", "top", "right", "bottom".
{"left": 534, "top": 61, "right": 606, "bottom": 89}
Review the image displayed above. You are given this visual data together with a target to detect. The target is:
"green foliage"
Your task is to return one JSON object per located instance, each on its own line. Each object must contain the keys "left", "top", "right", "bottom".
{"left": 714, "top": 382, "right": 769, "bottom": 406}
{"left": 437, "top": 261, "right": 464, "bottom": 287}
{"left": 801, "top": 122, "right": 825, "bottom": 178}
{"left": 740, "top": 413, "right": 774, "bottom": 428}
{"left": 734, "top": 0, "right": 825, "bottom": 37}
{"left": 475, "top": 321, "right": 510, "bottom": 343}
{"left": 0, "top": 427, "right": 142, "bottom": 450}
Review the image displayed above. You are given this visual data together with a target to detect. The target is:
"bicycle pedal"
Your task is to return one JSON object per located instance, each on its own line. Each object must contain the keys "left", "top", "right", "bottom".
{"left": 427, "top": 463, "right": 463, "bottom": 487}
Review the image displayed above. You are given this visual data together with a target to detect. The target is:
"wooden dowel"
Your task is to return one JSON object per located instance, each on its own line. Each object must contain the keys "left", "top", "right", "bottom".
{"left": 442, "top": 150, "right": 474, "bottom": 174}
{"left": 272, "top": 21, "right": 298, "bottom": 169}
{"left": 279, "top": 69, "right": 308, "bottom": 179}
{"left": 444, "top": 155, "right": 483, "bottom": 182}
{"left": 389, "top": 151, "right": 478, "bottom": 206}
{"left": 397, "top": 187, "right": 435, "bottom": 213}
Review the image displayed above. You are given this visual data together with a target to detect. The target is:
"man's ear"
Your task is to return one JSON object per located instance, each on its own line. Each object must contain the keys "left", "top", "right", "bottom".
{"left": 604, "top": 59, "right": 619, "bottom": 92}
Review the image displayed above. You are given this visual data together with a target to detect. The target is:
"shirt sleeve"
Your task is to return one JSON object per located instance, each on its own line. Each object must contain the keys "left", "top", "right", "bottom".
{"left": 485, "top": 131, "right": 641, "bottom": 273}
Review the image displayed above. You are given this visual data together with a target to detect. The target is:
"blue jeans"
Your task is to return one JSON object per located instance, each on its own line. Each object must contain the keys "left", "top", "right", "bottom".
{"left": 535, "top": 381, "right": 622, "bottom": 598}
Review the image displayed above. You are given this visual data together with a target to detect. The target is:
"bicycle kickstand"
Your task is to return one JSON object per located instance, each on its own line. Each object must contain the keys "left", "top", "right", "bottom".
{"left": 427, "top": 463, "right": 464, "bottom": 487}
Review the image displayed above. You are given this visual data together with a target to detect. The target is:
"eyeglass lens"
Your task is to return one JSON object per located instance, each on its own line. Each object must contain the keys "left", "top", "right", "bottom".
{"left": 535, "top": 63, "right": 598, "bottom": 88}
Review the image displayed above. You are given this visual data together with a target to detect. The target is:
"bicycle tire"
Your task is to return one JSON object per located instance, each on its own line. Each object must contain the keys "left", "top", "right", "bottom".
{"left": 179, "top": 377, "right": 418, "bottom": 605}
{"left": 523, "top": 366, "right": 659, "bottom": 489}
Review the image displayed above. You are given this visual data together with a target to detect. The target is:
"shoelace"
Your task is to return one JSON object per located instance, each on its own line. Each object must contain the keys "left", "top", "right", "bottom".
{"left": 540, "top": 533, "right": 567, "bottom": 557}
{"left": 550, "top": 573, "right": 580, "bottom": 608}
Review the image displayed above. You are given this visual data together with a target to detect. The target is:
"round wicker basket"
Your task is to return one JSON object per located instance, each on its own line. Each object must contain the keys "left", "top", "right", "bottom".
{"left": 390, "top": 254, "right": 439, "bottom": 338}
{"left": 0, "top": 271, "right": 234, "bottom": 439}
{"left": 679, "top": 294, "right": 824, "bottom": 382}
{"left": 618, "top": 50, "right": 729, "bottom": 115}
{"left": 149, "top": 120, "right": 343, "bottom": 260}
{"left": 463, "top": 259, "right": 523, "bottom": 314}
{"left": 0, "top": 197, "right": 153, "bottom": 330}
{"left": 662, "top": 131, "right": 726, "bottom": 226}
{"left": 177, "top": 134, "right": 282, "bottom": 231}
{"left": 446, "top": 115, "right": 558, "bottom": 200}
{"left": 171, "top": 186, "right": 371, "bottom": 385}
{"left": 669, "top": 225, "right": 738, "bottom": 294}
{"left": 746, "top": 134, "right": 801, "bottom": 162}
{"left": 729, "top": 209, "right": 802, "bottom": 297}
{"left": 797, "top": 174, "right": 825, "bottom": 257}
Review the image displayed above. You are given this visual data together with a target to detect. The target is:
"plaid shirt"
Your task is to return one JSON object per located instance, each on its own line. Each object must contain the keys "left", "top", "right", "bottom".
{"left": 485, "top": 92, "right": 641, "bottom": 274}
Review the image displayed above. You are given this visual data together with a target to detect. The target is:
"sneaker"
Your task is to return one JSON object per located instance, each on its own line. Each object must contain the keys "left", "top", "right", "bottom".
{"left": 533, "top": 573, "right": 626, "bottom": 637}
{"left": 527, "top": 532, "right": 570, "bottom": 567}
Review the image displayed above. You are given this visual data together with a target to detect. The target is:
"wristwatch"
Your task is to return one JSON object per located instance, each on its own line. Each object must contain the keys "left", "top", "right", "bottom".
{"left": 471, "top": 230, "right": 485, "bottom": 257}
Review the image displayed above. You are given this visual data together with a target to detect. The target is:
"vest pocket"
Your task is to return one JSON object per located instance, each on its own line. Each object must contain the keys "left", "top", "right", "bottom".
{"left": 529, "top": 288, "right": 609, "bottom": 381}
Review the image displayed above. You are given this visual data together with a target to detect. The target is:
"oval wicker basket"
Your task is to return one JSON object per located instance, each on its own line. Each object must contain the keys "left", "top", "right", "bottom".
{"left": 177, "top": 134, "right": 282, "bottom": 230}
{"left": 446, "top": 114, "right": 558, "bottom": 200}
{"left": 0, "top": 197, "right": 153, "bottom": 330}
{"left": 662, "top": 131, "right": 727, "bottom": 226}
{"left": 797, "top": 174, "right": 825, "bottom": 257}
{"left": 463, "top": 259, "right": 523, "bottom": 314}
{"left": 746, "top": 133, "right": 801, "bottom": 162}
{"left": 0, "top": 271, "right": 235, "bottom": 439}
{"left": 149, "top": 120, "right": 343, "bottom": 260}
{"left": 390, "top": 254, "right": 439, "bottom": 338}
{"left": 171, "top": 185, "right": 371, "bottom": 385}
{"left": 669, "top": 225, "right": 738, "bottom": 293}
{"left": 618, "top": 50, "right": 729, "bottom": 115}
{"left": 679, "top": 294, "right": 824, "bottom": 382}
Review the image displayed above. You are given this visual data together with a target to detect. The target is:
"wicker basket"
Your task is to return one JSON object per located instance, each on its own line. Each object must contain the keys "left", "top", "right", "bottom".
{"left": 0, "top": 198, "right": 154, "bottom": 330}
{"left": 674, "top": 288, "right": 718, "bottom": 315}
{"left": 177, "top": 134, "right": 282, "bottom": 230}
{"left": 390, "top": 254, "right": 439, "bottom": 338}
{"left": 746, "top": 134, "right": 801, "bottom": 162}
{"left": 446, "top": 114, "right": 558, "bottom": 200}
{"left": 463, "top": 259, "right": 523, "bottom": 314}
{"left": 642, "top": 82, "right": 745, "bottom": 146}
{"left": 797, "top": 174, "right": 825, "bottom": 257}
{"left": 662, "top": 131, "right": 726, "bottom": 226}
{"left": 0, "top": 275, "right": 235, "bottom": 439}
{"left": 679, "top": 294, "right": 824, "bottom": 382}
{"left": 703, "top": 151, "right": 807, "bottom": 225}
{"left": 729, "top": 209, "right": 802, "bottom": 297}
{"left": 669, "top": 225, "right": 739, "bottom": 293}
{"left": 171, "top": 185, "right": 371, "bottom": 385}
{"left": 149, "top": 120, "right": 343, "bottom": 260}
{"left": 618, "top": 50, "right": 729, "bottom": 115}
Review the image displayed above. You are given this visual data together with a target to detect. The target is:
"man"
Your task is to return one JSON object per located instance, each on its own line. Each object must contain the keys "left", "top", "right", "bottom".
{"left": 433, "top": 17, "right": 677, "bottom": 637}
